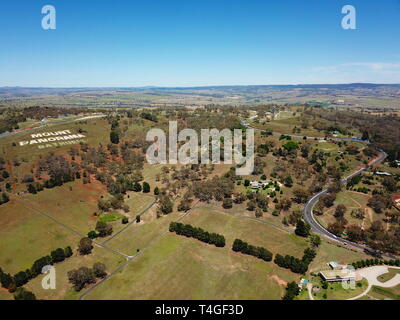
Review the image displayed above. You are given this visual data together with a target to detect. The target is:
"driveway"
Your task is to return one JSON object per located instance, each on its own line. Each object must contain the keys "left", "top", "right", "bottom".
{"left": 348, "top": 266, "right": 400, "bottom": 300}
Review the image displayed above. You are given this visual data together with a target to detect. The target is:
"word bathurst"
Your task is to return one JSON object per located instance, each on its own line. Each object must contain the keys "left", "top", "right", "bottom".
{"left": 19, "top": 130, "right": 86, "bottom": 149}
{"left": 146, "top": 121, "right": 254, "bottom": 176}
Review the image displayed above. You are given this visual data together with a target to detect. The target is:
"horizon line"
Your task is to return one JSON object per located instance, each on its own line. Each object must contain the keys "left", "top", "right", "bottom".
{"left": 1, "top": 82, "right": 400, "bottom": 90}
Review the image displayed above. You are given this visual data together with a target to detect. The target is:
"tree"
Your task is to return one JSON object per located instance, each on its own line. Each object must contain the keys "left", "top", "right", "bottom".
{"left": 87, "top": 230, "right": 98, "bottom": 239}
{"left": 64, "top": 246, "right": 73, "bottom": 258}
{"left": 0, "top": 271, "right": 15, "bottom": 289}
{"left": 158, "top": 195, "right": 173, "bottom": 215}
{"left": 27, "top": 184, "right": 37, "bottom": 194}
{"left": 282, "top": 281, "right": 300, "bottom": 300}
{"left": 283, "top": 175, "right": 293, "bottom": 188}
{"left": 327, "top": 222, "right": 345, "bottom": 236}
{"left": 13, "top": 287, "right": 36, "bottom": 300}
{"left": 93, "top": 262, "right": 107, "bottom": 278}
{"left": 382, "top": 176, "right": 397, "bottom": 192}
{"left": 283, "top": 141, "right": 299, "bottom": 152}
{"left": 320, "top": 193, "right": 336, "bottom": 208}
{"left": 222, "top": 198, "right": 233, "bottom": 209}
{"left": 50, "top": 248, "right": 66, "bottom": 263}
{"left": 247, "top": 199, "right": 256, "bottom": 211}
{"left": 295, "top": 220, "right": 311, "bottom": 237}
{"left": 13, "top": 271, "right": 29, "bottom": 287}
{"left": 255, "top": 208, "right": 263, "bottom": 218}
{"left": 133, "top": 182, "right": 142, "bottom": 192}
{"left": 142, "top": 181, "right": 150, "bottom": 193}
{"left": 292, "top": 188, "right": 309, "bottom": 204}
{"left": 368, "top": 194, "right": 392, "bottom": 213}
{"left": 67, "top": 267, "right": 96, "bottom": 291}
{"left": 95, "top": 221, "right": 113, "bottom": 237}
{"left": 334, "top": 204, "right": 347, "bottom": 218}
{"left": 154, "top": 186, "right": 160, "bottom": 195}
{"left": 78, "top": 237, "right": 93, "bottom": 255}
{"left": 136, "top": 215, "right": 140, "bottom": 223}
{"left": 309, "top": 234, "right": 321, "bottom": 247}
{"left": 110, "top": 130, "right": 119, "bottom": 144}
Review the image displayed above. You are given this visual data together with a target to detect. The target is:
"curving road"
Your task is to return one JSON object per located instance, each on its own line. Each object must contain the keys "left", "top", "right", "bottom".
{"left": 244, "top": 119, "right": 395, "bottom": 259}
{"left": 302, "top": 149, "right": 396, "bottom": 259}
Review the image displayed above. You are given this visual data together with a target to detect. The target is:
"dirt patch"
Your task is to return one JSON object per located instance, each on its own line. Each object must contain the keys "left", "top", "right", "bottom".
{"left": 270, "top": 274, "right": 287, "bottom": 287}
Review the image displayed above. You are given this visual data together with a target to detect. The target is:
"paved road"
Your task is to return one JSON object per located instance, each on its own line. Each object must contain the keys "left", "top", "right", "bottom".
{"left": 245, "top": 120, "right": 395, "bottom": 259}
{"left": 302, "top": 149, "right": 395, "bottom": 258}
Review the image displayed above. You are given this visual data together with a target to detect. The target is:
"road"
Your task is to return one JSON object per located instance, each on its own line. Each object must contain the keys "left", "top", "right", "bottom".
{"left": 245, "top": 120, "right": 395, "bottom": 259}
{"left": 303, "top": 149, "right": 395, "bottom": 258}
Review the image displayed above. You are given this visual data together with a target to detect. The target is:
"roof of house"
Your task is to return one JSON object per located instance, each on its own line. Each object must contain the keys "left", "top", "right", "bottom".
{"left": 320, "top": 270, "right": 355, "bottom": 281}
{"left": 329, "top": 261, "right": 341, "bottom": 268}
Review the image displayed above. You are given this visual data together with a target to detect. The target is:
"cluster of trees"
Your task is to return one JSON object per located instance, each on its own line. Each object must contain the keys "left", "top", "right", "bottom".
{"left": 282, "top": 281, "right": 300, "bottom": 300}
{"left": 232, "top": 239, "right": 273, "bottom": 262}
{"left": 88, "top": 221, "right": 113, "bottom": 239}
{"left": 351, "top": 258, "right": 400, "bottom": 269}
{"left": 68, "top": 262, "right": 107, "bottom": 291}
{"left": 0, "top": 246, "right": 73, "bottom": 293}
{"left": 27, "top": 154, "right": 81, "bottom": 193}
{"left": 295, "top": 220, "right": 311, "bottom": 237}
{"left": 308, "top": 108, "right": 400, "bottom": 161}
{"left": 274, "top": 248, "right": 316, "bottom": 274}
{"left": 367, "top": 194, "right": 393, "bottom": 213}
{"left": 169, "top": 222, "right": 226, "bottom": 247}
{"left": 13, "top": 287, "right": 36, "bottom": 300}
{"left": 192, "top": 176, "right": 235, "bottom": 202}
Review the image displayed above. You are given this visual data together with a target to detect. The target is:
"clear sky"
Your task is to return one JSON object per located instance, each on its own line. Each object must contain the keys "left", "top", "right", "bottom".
{"left": 1, "top": 0, "right": 400, "bottom": 87}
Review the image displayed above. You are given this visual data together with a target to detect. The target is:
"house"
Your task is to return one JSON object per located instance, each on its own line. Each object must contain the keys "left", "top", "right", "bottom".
{"left": 328, "top": 261, "right": 343, "bottom": 270}
{"left": 298, "top": 278, "right": 309, "bottom": 289}
{"left": 250, "top": 181, "right": 260, "bottom": 189}
{"left": 374, "top": 171, "right": 392, "bottom": 176}
{"left": 319, "top": 269, "right": 355, "bottom": 282}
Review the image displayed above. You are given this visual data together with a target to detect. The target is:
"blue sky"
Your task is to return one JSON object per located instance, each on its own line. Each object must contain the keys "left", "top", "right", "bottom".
{"left": 1, "top": 0, "right": 400, "bottom": 87}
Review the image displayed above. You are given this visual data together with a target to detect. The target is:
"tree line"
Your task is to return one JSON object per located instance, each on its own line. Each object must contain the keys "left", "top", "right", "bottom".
{"left": 274, "top": 248, "right": 316, "bottom": 274}
{"left": 232, "top": 239, "right": 273, "bottom": 262}
{"left": 0, "top": 246, "right": 73, "bottom": 293}
{"left": 351, "top": 258, "right": 400, "bottom": 269}
{"left": 169, "top": 222, "right": 226, "bottom": 247}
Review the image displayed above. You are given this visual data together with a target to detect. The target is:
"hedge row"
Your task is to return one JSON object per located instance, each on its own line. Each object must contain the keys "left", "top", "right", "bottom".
{"left": 232, "top": 239, "right": 273, "bottom": 262}
{"left": 352, "top": 258, "right": 400, "bottom": 269}
{"left": 274, "top": 248, "right": 316, "bottom": 274}
{"left": 0, "top": 246, "right": 73, "bottom": 292}
{"left": 169, "top": 222, "right": 226, "bottom": 247}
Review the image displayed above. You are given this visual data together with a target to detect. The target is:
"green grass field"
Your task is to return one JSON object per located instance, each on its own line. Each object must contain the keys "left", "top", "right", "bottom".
{"left": 377, "top": 268, "right": 400, "bottom": 283}
{"left": 0, "top": 199, "right": 80, "bottom": 274}
{"left": 369, "top": 285, "right": 400, "bottom": 300}
{"left": 24, "top": 245, "right": 125, "bottom": 300}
